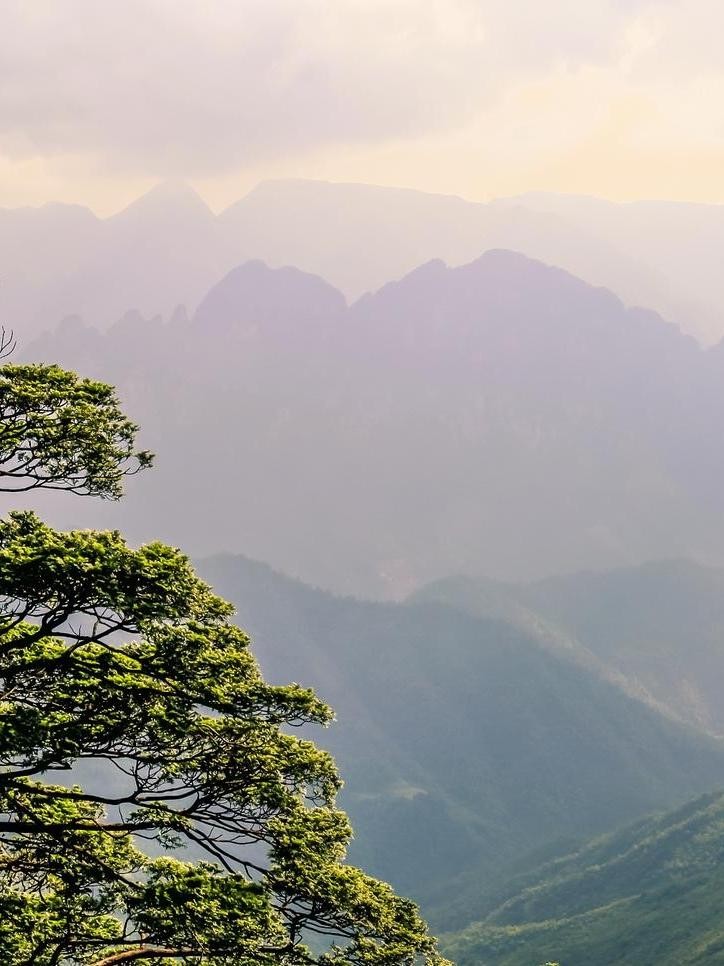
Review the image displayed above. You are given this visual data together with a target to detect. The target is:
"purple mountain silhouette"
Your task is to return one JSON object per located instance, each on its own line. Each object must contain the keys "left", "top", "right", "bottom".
{"left": 26, "top": 250, "right": 724, "bottom": 598}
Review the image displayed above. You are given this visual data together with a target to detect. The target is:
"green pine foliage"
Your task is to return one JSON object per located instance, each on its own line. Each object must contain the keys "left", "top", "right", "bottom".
{"left": 0, "top": 362, "right": 152, "bottom": 496}
{"left": 0, "top": 357, "right": 444, "bottom": 965}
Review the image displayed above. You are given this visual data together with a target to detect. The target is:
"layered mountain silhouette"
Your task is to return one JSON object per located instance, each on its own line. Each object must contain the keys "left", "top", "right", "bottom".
{"left": 496, "top": 191, "right": 724, "bottom": 344}
{"left": 15, "top": 179, "right": 724, "bottom": 955}
{"left": 416, "top": 560, "right": 724, "bottom": 737}
{"left": 9, "top": 177, "right": 724, "bottom": 341}
{"left": 0, "top": 182, "right": 226, "bottom": 335}
{"left": 24, "top": 250, "right": 724, "bottom": 597}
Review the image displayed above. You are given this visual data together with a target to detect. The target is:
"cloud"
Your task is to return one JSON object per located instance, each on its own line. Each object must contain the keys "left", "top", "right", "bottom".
{"left": 0, "top": 0, "right": 649, "bottom": 178}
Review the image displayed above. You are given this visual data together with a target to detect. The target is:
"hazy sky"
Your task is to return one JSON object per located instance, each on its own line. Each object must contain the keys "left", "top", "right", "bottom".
{"left": 2, "top": 0, "right": 723, "bottom": 213}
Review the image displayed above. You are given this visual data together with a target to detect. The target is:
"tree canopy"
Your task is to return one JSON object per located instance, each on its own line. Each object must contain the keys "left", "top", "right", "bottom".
{"left": 0, "top": 356, "right": 444, "bottom": 965}
{"left": 0, "top": 362, "right": 152, "bottom": 497}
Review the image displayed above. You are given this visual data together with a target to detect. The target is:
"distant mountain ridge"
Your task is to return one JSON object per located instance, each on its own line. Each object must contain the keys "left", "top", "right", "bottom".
{"left": 495, "top": 190, "right": 724, "bottom": 344}
{"left": 24, "top": 249, "right": 724, "bottom": 598}
{"left": 10, "top": 177, "right": 724, "bottom": 342}
{"left": 0, "top": 181, "right": 225, "bottom": 338}
{"left": 414, "top": 559, "right": 724, "bottom": 736}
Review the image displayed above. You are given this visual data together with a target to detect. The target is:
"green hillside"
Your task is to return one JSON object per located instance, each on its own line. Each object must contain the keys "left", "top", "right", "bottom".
{"left": 197, "top": 554, "right": 724, "bottom": 915}
{"left": 442, "top": 791, "right": 724, "bottom": 965}
{"left": 414, "top": 560, "right": 724, "bottom": 735}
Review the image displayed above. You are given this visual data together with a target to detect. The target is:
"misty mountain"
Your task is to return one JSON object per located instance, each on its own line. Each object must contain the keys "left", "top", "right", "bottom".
{"left": 442, "top": 790, "right": 724, "bottom": 965}
{"left": 235, "top": 180, "right": 724, "bottom": 343}
{"left": 414, "top": 560, "right": 724, "bottom": 737}
{"left": 497, "top": 192, "right": 724, "bottom": 344}
{"left": 0, "top": 182, "right": 225, "bottom": 336}
{"left": 7, "top": 177, "right": 724, "bottom": 343}
{"left": 23, "top": 249, "right": 724, "bottom": 599}
{"left": 194, "top": 257, "right": 346, "bottom": 332}
{"left": 217, "top": 179, "right": 659, "bottom": 310}
{"left": 193, "top": 553, "right": 724, "bottom": 916}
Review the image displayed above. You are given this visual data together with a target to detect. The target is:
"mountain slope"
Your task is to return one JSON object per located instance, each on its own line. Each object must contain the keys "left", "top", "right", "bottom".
{"left": 442, "top": 791, "right": 724, "bottom": 966}
{"left": 415, "top": 560, "right": 724, "bottom": 736}
{"left": 193, "top": 553, "right": 724, "bottom": 914}
{"left": 497, "top": 191, "right": 724, "bottom": 343}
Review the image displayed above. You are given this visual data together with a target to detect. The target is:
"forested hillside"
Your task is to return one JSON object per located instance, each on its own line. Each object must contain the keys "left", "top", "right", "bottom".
{"left": 442, "top": 791, "right": 724, "bottom": 966}
{"left": 196, "top": 553, "right": 724, "bottom": 916}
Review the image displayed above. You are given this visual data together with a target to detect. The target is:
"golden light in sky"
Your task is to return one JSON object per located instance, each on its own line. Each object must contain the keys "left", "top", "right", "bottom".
{"left": 2, "top": 0, "right": 724, "bottom": 212}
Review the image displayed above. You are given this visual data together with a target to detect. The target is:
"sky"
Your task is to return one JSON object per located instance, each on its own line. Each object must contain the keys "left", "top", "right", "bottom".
{"left": 2, "top": 0, "right": 724, "bottom": 214}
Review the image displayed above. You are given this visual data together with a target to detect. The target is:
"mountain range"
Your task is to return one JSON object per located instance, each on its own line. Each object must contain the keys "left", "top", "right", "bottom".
{"left": 414, "top": 559, "right": 724, "bottom": 737}
{"left": 22, "top": 249, "right": 724, "bottom": 598}
{"left": 192, "top": 552, "right": 724, "bottom": 923}
{"left": 9, "top": 178, "right": 724, "bottom": 343}
{"left": 495, "top": 191, "right": 724, "bottom": 345}
{"left": 11, "top": 177, "right": 724, "bottom": 960}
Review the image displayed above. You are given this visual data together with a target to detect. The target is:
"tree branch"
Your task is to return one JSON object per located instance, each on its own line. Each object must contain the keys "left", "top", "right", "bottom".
{"left": 89, "top": 947, "right": 200, "bottom": 966}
